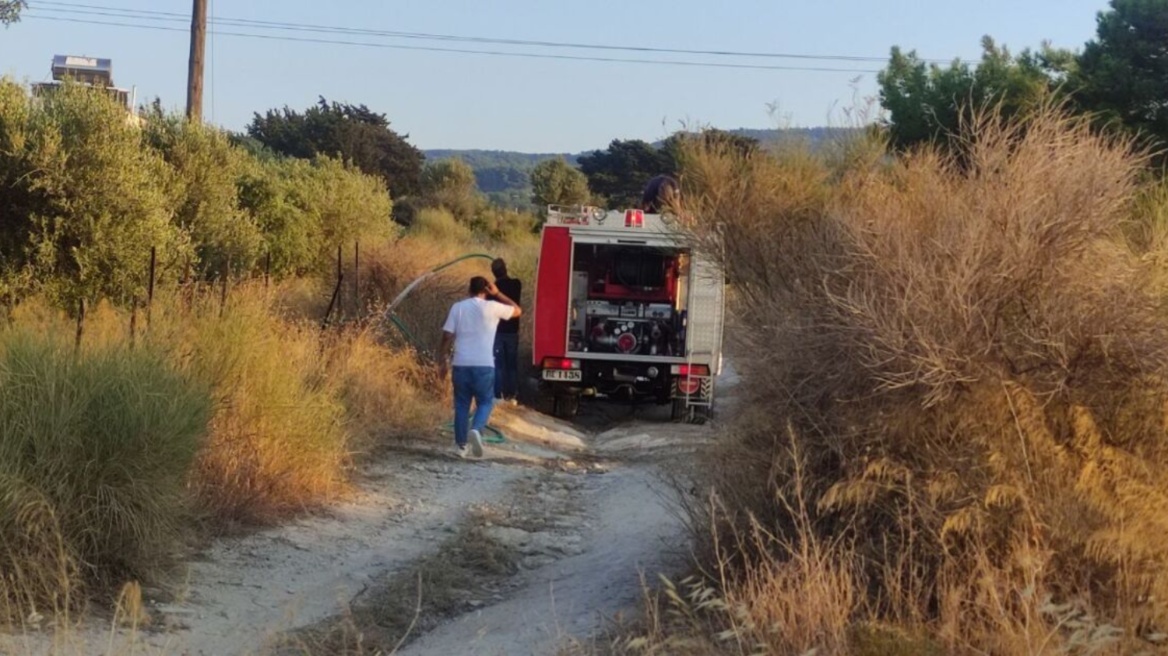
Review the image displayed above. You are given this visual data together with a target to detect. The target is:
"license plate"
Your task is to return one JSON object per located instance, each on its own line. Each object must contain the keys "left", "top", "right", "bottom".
{"left": 542, "top": 369, "right": 582, "bottom": 382}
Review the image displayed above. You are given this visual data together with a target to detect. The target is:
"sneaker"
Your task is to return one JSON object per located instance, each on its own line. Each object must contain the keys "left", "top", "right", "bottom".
{"left": 469, "top": 429, "right": 484, "bottom": 458}
{"left": 455, "top": 444, "right": 469, "bottom": 459}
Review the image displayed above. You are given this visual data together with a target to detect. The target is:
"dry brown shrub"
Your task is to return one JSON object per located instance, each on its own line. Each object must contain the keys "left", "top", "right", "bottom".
{"left": 673, "top": 106, "right": 1168, "bottom": 652}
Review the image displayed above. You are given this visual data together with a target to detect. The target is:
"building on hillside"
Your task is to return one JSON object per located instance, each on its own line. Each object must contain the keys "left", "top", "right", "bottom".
{"left": 31, "top": 55, "right": 137, "bottom": 119}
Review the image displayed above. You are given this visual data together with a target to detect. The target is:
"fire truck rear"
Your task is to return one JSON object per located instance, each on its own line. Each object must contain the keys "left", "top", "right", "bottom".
{"left": 532, "top": 205, "right": 725, "bottom": 422}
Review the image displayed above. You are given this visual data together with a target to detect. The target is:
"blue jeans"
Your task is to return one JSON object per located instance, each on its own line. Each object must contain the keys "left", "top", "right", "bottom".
{"left": 494, "top": 332, "right": 519, "bottom": 400}
{"left": 453, "top": 366, "right": 496, "bottom": 447}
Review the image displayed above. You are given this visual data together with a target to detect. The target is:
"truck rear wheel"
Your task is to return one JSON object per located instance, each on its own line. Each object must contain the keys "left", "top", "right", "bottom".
{"left": 538, "top": 384, "right": 580, "bottom": 420}
{"left": 553, "top": 393, "right": 580, "bottom": 420}
{"left": 536, "top": 386, "right": 556, "bottom": 416}
{"left": 672, "top": 399, "right": 711, "bottom": 425}
{"left": 689, "top": 405, "right": 711, "bottom": 425}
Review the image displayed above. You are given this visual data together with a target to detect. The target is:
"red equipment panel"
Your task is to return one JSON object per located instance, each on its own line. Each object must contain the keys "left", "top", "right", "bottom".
{"left": 590, "top": 259, "right": 677, "bottom": 302}
{"left": 533, "top": 227, "right": 572, "bottom": 366}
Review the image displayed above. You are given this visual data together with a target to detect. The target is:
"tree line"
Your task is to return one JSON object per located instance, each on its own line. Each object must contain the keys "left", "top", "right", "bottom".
{"left": 878, "top": 0, "right": 1168, "bottom": 158}
{"left": 235, "top": 95, "right": 760, "bottom": 212}
{"left": 4, "top": 0, "right": 1165, "bottom": 226}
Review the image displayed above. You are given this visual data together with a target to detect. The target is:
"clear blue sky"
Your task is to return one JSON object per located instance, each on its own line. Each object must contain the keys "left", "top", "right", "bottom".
{"left": 1, "top": 0, "right": 1108, "bottom": 153}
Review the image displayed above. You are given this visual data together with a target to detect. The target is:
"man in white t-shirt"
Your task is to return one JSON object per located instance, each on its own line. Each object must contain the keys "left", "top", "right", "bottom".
{"left": 438, "top": 276, "right": 522, "bottom": 458}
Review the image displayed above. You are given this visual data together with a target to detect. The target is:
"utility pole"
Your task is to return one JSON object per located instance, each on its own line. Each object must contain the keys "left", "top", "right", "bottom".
{"left": 185, "top": 0, "right": 207, "bottom": 121}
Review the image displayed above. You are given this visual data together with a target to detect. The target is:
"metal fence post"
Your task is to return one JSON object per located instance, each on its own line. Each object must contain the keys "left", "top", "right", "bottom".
{"left": 74, "top": 297, "right": 86, "bottom": 353}
{"left": 321, "top": 244, "right": 343, "bottom": 332}
{"left": 219, "top": 258, "right": 230, "bottom": 317}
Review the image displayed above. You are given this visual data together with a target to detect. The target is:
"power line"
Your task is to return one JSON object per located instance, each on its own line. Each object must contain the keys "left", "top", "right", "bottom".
{"left": 29, "top": 0, "right": 964, "bottom": 66}
{"left": 29, "top": 1, "right": 890, "bottom": 61}
{"left": 22, "top": 13, "right": 885, "bottom": 73}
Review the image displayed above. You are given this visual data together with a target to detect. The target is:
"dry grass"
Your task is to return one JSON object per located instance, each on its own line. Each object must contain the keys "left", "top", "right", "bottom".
{"left": 323, "top": 324, "right": 444, "bottom": 455}
{"left": 282, "top": 504, "right": 520, "bottom": 655}
{"left": 0, "top": 278, "right": 448, "bottom": 626}
{"left": 615, "top": 106, "right": 1168, "bottom": 654}
{"left": 151, "top": 287, "right": 353, "bottom": 526}
{"left": 0, "top": 206, "right": 539, "bottom": 625}
{"left": 150, "top": 283, "right": 447, "bottom": 524}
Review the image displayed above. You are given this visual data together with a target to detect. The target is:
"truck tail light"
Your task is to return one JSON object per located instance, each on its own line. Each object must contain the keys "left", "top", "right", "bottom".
{"left": 673, "top": 363, "right": 710, "bottom": 396}
{"left": 624, "top": 209, "right": 644, "bottom": 228}
{"left": 543, "top": 357, "right": 580, "bottom": 370}
{"left": 671, "top": 364, "right": 710, "bottom": 376}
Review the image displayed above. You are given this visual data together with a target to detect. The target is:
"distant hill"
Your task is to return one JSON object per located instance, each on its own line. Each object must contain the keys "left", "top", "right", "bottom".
{"left": 711, "top": 126, "right": 863, "bottom": 148}
{"left": 422, "top": 149, "right": 580, "bottom": 208}
{"left": 424, "top": 127, "right": 862, "bottom": 208}
{"left": 422, "top": 149, "right": 580, "bottom": 170}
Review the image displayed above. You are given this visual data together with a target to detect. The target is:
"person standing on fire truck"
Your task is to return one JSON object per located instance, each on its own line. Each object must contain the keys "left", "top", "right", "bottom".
{"left": 438, "top": 276, "right": 522, "bottom": 458}
{"left": 641, "top": 174, "right": 680, "bottom": 213}
{"left": 490, "top": 258, "right": 522, "bottom": 405}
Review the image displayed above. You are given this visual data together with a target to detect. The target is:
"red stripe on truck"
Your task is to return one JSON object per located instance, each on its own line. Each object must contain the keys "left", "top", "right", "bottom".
{"left": 533, "top": 226, "right": 572, "bottom": 367}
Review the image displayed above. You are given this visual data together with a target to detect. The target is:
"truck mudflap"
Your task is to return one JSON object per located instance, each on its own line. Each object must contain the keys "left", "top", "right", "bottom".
{"left": 671, "top": 368, "right": 715, "bottom": 424}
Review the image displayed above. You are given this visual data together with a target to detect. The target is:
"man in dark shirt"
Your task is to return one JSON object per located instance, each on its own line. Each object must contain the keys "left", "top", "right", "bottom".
{"left": 640, "top": 174, "right": 680, "bottom": 213}
{"left": 490, "top": 258, "right": 522, "bottom": 404}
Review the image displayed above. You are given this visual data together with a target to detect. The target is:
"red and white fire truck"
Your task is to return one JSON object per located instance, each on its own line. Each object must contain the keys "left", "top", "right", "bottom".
{"left": 532, "top": 205, "right": 726, "bottom": 422}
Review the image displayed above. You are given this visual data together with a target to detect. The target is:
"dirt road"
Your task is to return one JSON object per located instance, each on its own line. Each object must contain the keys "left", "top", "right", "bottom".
{"left": 396, "top": 417, "right": 714, "bottom": 656}
{"left": 0, "top": 379, "right": 729, "bottom": 656}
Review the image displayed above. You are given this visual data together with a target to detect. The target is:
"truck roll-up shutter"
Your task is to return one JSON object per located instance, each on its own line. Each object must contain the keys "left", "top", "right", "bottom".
{"left": 686, "top": 254, "right": 725, "bottom": 369}
{"left": 533, "top": 226, "right": 572, "bottom": 367}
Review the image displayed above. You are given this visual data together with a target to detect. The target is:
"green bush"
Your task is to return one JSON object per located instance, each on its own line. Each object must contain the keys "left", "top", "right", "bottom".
{"left": 298, "top": 156, "right": 396, "bottom": 263}
{"left": 0, "top": 78, "right": 399, "bottom": 303}
{"left": 420, "top": 158, "right": 482, "bottom": 223}
{"left": 0, "top": 79, "right": 186, "bottom": 306}
{"left": 0, "top": 332, "right": 211, "bottom": 616}
{"left": 411, "top": 207, "right": 473, "bottom": 243}
{"left": 143, "top": 113, "right": 264, "bottom": 278}
{"left": 239, "top": 155, "right": 396, "bottom": 277}
{"left": 236, "top": 156, "right": 322, "bottom": 277}
{"left": 473, "top": 206, "right": 539, "bottom": 243}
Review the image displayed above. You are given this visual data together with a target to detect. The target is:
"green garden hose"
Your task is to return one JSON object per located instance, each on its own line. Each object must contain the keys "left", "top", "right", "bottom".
{"left": 443, "top": 421, "right": 507, "bottom": 444}
{"left": 432, "top": 252, "right": 497, "bottom": 274}
{"left": 382, "top": 252, "right": 497, "bottom": 352}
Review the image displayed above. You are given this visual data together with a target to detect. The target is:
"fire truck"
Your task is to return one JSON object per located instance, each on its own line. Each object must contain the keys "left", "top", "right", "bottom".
{"left": 532, "top": 205, "right": 726, "bottom": 422}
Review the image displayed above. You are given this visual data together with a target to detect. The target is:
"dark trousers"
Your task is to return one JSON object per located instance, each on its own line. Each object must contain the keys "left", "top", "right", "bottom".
{"left": 493, "top": 332, "right": 519, "bottom": 400}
